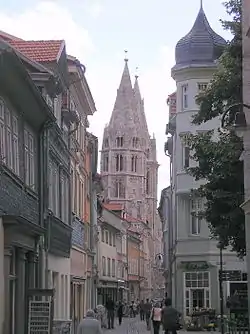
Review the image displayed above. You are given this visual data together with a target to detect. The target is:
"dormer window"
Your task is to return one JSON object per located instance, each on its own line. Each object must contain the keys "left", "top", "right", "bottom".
{"left": 116, "top": 136, "right": 124, "bottom": 147}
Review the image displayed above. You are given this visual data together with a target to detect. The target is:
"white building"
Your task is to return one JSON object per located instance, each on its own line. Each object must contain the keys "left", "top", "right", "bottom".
{"left": 164, "top": 3, "right": 246, "bottom": 315}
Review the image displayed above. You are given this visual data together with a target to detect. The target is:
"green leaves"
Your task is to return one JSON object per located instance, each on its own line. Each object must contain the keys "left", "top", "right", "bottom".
{"left": 186, "top": 0, "right": 245, "bottom": 256}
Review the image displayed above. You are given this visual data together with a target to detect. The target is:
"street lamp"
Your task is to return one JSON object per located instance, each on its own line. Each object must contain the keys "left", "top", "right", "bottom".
{"left": 217, "top": 241, "right": 225, "bottom": 334}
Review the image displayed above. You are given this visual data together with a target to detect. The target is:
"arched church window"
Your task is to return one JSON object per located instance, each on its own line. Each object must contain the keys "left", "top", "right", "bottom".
{"left": 103, "top": 155, "right": 109, "bottom": 172}
{"left": 116, "top": 136, "right": 124, "bottom": 147}
{"left": 114, "top": 179, "right": 125, "bottom": 198}
{"left": 146, "top": 149, "right": 150, "bottom": 159}
{"left": 115, "top": 154, "right": 124, "bottom": 171}
{"left": 132, "top": 137, "right": 139, "bottom": 148}
{"left": 131, "top": 155, "right": 138, "bottom": 172}
{"left": 146, "top": 170, "right": 150, "bottom": 194}
{"left": 104, "top": 138, "right": 109, "bottom": 148}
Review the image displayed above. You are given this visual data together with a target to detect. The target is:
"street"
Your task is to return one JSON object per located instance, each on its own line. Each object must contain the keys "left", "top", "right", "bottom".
{"left": 104, "top": 317, "right": 215, "bottom": 334}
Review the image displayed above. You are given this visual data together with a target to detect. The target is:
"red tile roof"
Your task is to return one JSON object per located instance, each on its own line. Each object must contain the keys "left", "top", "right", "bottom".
{"left": 103, "top": 203, "right": 124, "bottom": 211}
{"left": 8, "top": 40, "right": 64, "bottom": 62}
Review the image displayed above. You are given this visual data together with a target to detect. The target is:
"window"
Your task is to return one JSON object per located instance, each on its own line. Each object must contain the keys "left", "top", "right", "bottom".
{"left": 115, "top": 154, "right": 123, "bottom": 171}
{"left": 101, "top": 228, "right": 105, "bottom": 242}
{"left": 0, "top": 101, "right": 5, "bottom": 162}
{"left": 112, "top": 234, "right": 116, "bottom": 247}
{"left": 116, "top": 136, "right": 124, "bottom": 147}
{"left": 104, "top": 138, "right": 109, "bottom": 148}
{"left": 183, "top": 146, "right": 190, "bottom": 168}
{"left": 132, "top": 137, "right": 139, "bottom": 148}
{"left": 61, "top": 171, "right": 69, "bottom": 224}
{"left": 49, "top": 160, "right": 60, "bottom": 217}
{"left": 112, "top": 259, "right": 116, "bottom": 277}
{"left": 103, "top": 155, "right": 109, "bottom": 172}
{"left": 102, "top": 257, "right": 106, "bottom": 276}
{"left": 137, "top": 202, "right": 141, "bottom": 219}
{"left": 109, "top": 231, "right": 112, "bottom": 246}
{"left": 114, "top": 179, "right": 125, "bottom": 198}
{"left": 146, "top": 149, "right": 150, "bottom": 159}
{"left": 197, "top": 83, "right": 208, "bottom": 92}
{"left": 146, "top": 171, "right": 150, "bottom": 195}
{"left": 24, "top": 127, "right": 35, "bottom": 189}
{"left": 190, "top": 198, "right": 202, "bottom": 235}
{"left": 131, "top": 155, "right": 138, "bottom": 172}
{"left": 105, "top": 230, "right": 109, "bottom": 244}
{"left": 185, "top": 272, "right": 209, "bottom": 288}
{"left": 53, "top": 95, "right": 62, "bottom": 126}
{"left": 181, "top": 84, "right": 188, "bottom": 109}
{"left": 107, "top": 258, "right": 111, "bottom": 276}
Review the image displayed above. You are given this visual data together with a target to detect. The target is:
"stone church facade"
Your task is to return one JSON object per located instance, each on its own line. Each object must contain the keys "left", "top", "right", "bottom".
{"left": 100, "top": 58, "right": 159, "bottom": 297}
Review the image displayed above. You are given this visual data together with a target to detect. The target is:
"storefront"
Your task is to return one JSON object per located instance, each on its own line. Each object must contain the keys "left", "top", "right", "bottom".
{"left": 70, "top": 248, "right": 86, "bottom": 333}
{"left": 97, "top": 281, "right": 118, "bottom": 305}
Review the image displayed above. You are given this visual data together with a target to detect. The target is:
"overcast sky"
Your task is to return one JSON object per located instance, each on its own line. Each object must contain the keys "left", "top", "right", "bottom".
{"left": 0, "top": 0, "right": 231, "bottom": 200}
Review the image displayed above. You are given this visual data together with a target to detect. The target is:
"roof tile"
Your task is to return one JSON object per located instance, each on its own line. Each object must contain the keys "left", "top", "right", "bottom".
{"left": 8, "top": 40, "right": 64, "bottom": 62}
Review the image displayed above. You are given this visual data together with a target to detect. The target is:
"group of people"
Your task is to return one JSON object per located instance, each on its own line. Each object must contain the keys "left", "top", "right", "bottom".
{"left": 137, "top": 298, "right": 181, "bottom": 334}
{"left": 76, "top": 296, "right": 181, "bottom": 334}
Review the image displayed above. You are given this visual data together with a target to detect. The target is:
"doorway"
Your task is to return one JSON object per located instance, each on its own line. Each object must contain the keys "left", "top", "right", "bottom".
{"left": 192, "top": 289, "right": 204, "bottom": 309}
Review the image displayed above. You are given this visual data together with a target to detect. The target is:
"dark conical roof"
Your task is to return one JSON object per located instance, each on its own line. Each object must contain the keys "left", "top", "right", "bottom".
{"left": 175, "top": 4, "right": 226, "bottom": 67}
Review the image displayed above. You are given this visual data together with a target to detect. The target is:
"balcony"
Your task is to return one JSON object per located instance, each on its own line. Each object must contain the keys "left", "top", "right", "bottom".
{"left": 47, "top": 213, "right": 72, "bottom": 258}
{"left": 61, "top": 91, "right": 80, "bottom": 126}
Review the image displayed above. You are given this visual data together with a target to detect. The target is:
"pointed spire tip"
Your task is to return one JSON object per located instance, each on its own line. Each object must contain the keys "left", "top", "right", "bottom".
{"left": 124, "top": 49, "right": 128, "bottom": 62}
{"left": 200, "top": 0, "right": 203, "bottom": 9}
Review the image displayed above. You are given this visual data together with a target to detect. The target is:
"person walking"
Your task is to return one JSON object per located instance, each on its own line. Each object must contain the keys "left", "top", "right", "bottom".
{"left": 151, "top": 302, "right": 162, "bottom": 334}
{"left": 77, "top": 309, "right": 102, "bottom": 334}
{"left": 117, "top": 301, "right": 123, "bottom": 326}
{"left": 106, "top": 297, "right": 115, "bottom": 329}
{"left": 161, "top": 298, "right": 181, "bottom": 334}
{"left": 144, "top": 298, "right": 152, "bottom": 330}
{"left": 139, "top": 300, "right": 145, "bottom": 321}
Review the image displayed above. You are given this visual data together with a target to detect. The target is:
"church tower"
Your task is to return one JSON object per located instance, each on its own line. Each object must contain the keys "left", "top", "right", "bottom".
{"left": 100, "top": 57, "right": 158, "bottom": 229}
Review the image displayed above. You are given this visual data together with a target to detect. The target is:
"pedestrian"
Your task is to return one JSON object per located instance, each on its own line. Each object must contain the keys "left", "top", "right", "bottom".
{"left": 144, "top": 298, "right": 152, "bottom": 330}
{"left": 106, "top": 297, "right": 115, "bottom": 329}
{"left": 139, "top": 299, "right": 145, "bottom": 321}
{"left": 117, "top": 301, "right": 123, "bottom": 326}
{"left": 151, "top": 302, "right": 162, "bottom": 334}
{"left": 77, "top": 309, "right": 102, "bottom": 334}
{"left": 161, "top": 298, "right": 181, "bottom": 334}
{"left": 129, "top": 301, "right": 136, "bottom": 318}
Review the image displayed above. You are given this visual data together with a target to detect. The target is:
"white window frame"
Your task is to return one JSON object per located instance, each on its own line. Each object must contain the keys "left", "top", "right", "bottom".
{"left": 24, "top": 126, "right": 35, "bottom": 189}
{"left": 183, "top": 271, "right": 210, "bottom": 316}
{"left": 190, "top": 198, "right": 202, "bottom": 235}
{"left": 181, "top": 84, "right": 188, "bottom": 110}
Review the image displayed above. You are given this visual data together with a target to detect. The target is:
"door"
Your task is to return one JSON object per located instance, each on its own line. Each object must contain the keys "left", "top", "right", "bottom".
{"left": 191, "top": 289, "right": 204, "bottom": 310}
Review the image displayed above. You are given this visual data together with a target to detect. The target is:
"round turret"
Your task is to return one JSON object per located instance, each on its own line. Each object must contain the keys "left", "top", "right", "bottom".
{"left": 175, "top": 5, "right": 226, "bottom": 67}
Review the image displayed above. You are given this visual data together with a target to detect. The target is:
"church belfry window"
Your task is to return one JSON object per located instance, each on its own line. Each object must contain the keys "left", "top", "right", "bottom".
{"left": 116, "top": 136, "right": 124, "bottom": 147}
{"left": 114, "top": 179, "right": 125, "bottom": 198}
{"left": 115, "top": 154, "right": 124, "bottom": 172}
{"left": 131, "top": 155, "right": 138, "bottom": 172}
{"left": 103, "top": 154, "right": 109, "bottom": 172}
{"left": 104, "top": 138, "right": 109, "bottom": 148}
{"left": 146, "top": 170, "right": 150, "bottom": 194}
{"left": 132, "top": 137, "right": 139, "bottom": 148}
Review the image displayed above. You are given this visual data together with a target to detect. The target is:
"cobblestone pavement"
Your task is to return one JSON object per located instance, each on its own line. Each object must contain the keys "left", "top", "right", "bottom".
{"left": 104, "top": 317, "right": 220, "bottom": 334}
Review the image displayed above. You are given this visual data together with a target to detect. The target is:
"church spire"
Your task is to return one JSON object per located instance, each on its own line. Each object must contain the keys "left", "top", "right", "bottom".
{"left": 109, "top": 53, "right": 135, "bottom": 129}
{"left": 133, "top": 67, "right": 141, "bottom": 100}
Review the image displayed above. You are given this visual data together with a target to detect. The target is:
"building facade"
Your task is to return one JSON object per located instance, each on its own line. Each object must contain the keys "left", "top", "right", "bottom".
{"left": 0, "top": 38, "right": 62, "bottom": 334}
{"left": 68, "top": 55, "right": 96, "bottom": 330}
{"left": 127, "top": 229, "right": 141, "bottom": 301}
{"left": 100, "top": 58, "right": 158, "bottom": 296}
{"left": 97, "top": 207, "right": 121, "bottom": 305}
{"left": 163, "top": 3, "right": 246, "bottom": 315}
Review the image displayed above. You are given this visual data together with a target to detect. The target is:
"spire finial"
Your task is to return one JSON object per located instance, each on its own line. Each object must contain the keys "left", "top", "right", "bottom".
{"left": 124, "top": 49, "right": 128, "bottom": 62}
{"left": 135, "top": 66, "right": 139, "bottom": 79}
{"left": 200, "top": 0, "right": 203, "bottom": 8}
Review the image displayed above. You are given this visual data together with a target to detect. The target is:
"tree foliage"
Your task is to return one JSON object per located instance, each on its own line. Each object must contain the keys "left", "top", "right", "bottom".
{"left": 186, "top": 0, "right": 245, "bottom": 256}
